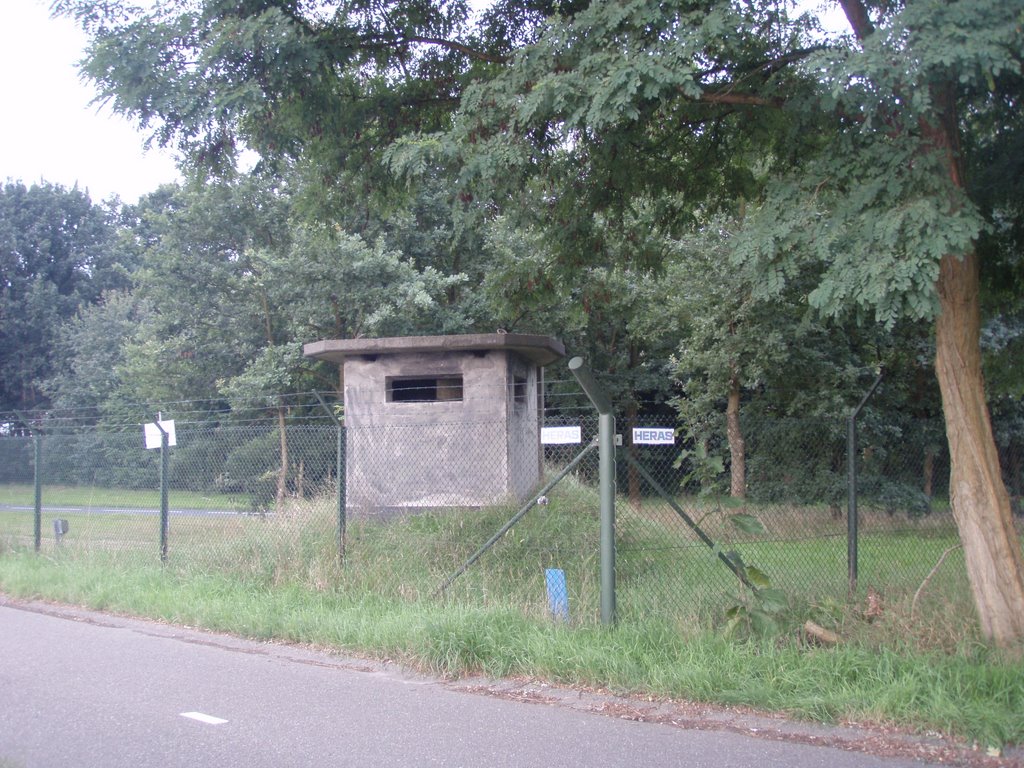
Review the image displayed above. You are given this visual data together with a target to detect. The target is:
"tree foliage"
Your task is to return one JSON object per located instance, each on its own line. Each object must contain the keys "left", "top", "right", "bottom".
{"left": 0, "top": 181, "right": 121, "bottom": 412}
{"left": 43, "top": 0, "right": 1024, "bottom": 646}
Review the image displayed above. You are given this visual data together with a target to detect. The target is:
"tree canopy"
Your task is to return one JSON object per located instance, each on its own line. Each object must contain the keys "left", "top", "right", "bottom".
{"left": 31, "top": 0, "right": 1024, "bottom": 648}
{"left": 0, "top": 180, "right": 121, "bottom": 412}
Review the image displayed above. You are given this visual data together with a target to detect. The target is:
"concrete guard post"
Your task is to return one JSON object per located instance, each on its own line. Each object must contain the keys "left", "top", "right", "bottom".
{"left": 567, "top": 357, "right": 616, "bottom": 626}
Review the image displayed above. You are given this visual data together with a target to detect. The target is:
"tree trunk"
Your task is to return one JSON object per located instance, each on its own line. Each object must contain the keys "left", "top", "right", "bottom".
{"left": 935, "top": 248, "right": 1024, "bottom": 648}
{"left": 922, "top": 447, "right": 935, "bottom": 500}
{"left": 626, "top": 401, "right": 642, "bottom": 511}
{"left": 726, "top": 377, "right": 746, "bottom": 499}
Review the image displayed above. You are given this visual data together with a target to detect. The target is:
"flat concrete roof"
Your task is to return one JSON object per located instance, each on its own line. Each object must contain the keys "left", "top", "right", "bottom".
{"left": 304, "top": 333, "right": 566, "bottom": 367}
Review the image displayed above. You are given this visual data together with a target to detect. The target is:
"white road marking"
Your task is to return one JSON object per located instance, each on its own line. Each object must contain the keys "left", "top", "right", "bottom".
{"left": 180, "top": 711, "right": 228, "bottom": 725}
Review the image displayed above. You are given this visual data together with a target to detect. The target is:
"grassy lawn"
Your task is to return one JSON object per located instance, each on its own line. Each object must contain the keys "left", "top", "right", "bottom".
{"left": 1, "top": 485, "right": 1021, "bottom": 750}
{"left": 0, "top": 483, "right": 250, "bottom": 512}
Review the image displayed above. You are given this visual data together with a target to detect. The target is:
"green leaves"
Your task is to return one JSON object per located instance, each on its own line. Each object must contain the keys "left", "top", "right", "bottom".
{"left": 729, "top": 513, "right": 766, "bottom": 536}
{"left": 0, "top": 181, "right": 119, "bottom": 411}
{"left": 737, "top": 129, "right": 986, "bottom": 328}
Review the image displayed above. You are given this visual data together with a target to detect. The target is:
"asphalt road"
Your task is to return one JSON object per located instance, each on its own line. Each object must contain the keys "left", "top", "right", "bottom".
{"left": 0, "top": 600, "right": 947, "bottom": 768}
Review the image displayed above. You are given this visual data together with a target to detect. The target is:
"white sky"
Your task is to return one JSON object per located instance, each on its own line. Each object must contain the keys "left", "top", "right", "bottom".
{"left": 0, "top": 1, "right": 847, "bottom": 206}
{"left": 0, "top": 0, "right": 181, "bottom": 203}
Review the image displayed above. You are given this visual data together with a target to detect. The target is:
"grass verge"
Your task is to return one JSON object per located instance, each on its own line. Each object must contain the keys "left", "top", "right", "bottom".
{"left": 1, "top": 537, "right": 1021, "bottom": 750}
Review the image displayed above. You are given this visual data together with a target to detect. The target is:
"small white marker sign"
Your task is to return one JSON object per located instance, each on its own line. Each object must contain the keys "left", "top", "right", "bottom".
{"left": 541, "top": 426, "right": 582, "bottom": 445}
{"left": 144, "top": 420, "right": 177, "bottom": 450}
{"left": 632, "top": 427, "right": 675, "bottom": 445}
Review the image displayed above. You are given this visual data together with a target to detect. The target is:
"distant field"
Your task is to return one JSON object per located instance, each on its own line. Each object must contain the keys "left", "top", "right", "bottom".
{"left": 0, "top": 483, "right": 249, "bottom": 512}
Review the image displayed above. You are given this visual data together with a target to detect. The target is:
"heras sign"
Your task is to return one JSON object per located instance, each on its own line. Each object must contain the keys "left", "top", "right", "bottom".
{"left": 541, "top": 425, "right": 582, "bottom": 445}
{"left": 632, "top": 427, "right": 675, "bottom": 445}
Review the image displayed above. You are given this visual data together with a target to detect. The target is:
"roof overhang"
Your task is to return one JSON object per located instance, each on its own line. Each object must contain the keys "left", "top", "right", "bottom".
{"left": 303, "top": 333, "right": 566, "bottom": 367}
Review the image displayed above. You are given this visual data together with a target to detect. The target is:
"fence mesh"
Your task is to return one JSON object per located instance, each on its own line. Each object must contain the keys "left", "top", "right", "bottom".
{"left": 614, "top": 412, "right": 977, "bottom": 627}
{"left": 1, "top": 396, "right": 1021, "bottom": 630}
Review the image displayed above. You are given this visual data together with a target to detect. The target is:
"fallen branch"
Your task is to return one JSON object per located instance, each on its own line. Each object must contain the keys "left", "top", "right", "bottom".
{"left": 803, "top": 620, "right": 842, "bottom": 646}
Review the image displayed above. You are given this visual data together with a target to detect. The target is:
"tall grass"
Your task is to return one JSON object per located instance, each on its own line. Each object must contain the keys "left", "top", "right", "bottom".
{"left": 2, "top": 485, "right": 1021, "bottom": 748}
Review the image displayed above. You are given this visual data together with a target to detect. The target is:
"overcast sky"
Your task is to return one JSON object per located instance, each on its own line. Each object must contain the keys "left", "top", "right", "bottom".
{"left": 1, "top": 0, "right": 181, "bottom": 203}
{"left": 2, "top": 1, "right": 848, "bottom": 205}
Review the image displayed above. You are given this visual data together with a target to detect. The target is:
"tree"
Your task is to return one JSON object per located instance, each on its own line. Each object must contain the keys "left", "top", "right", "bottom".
{"left": 0, "top": 181, "right": 120, "bottom": 412}
{"left": 654, "top": 218, "right": 800, "bottom": 499}
{"left": 43, "top": 290, "right": 142, "bottom": 415}
{"left": 55, "top": 0, "right": 1024, "bottom": 647}
{"left": 631, "top": 213, "right": 903, "bottom": 504}
{"left": 737, "top": 0, "right": 1024, "bottom": 647}
{"left": 434, "top": 0, "right": 1024, "bottom": 648}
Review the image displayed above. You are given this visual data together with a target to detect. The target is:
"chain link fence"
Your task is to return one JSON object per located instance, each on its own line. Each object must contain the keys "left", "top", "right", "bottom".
{"left": 2, "top": 397, "right": 1021, "bottom": 629}
{"left": 614, "top": 412, "right": 985, "bottom": 628}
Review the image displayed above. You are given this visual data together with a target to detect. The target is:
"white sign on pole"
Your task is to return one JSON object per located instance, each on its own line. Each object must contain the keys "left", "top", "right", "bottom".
{"left": 541, "top": 426, "right": 583, "bottom": 445}
{"left": 144, "top": 420, "right": 177, "bottom": 450}
{"left": 632, "top": 427, "right": 675, "bottom": 445}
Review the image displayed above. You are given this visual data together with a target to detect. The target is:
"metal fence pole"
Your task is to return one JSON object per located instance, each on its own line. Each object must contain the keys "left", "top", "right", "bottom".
{"left": 33, "top": 430, "right": 42, "bottom": 553}
{"left": 15, "top": 412, "right": 44, "bottom": 553}
{"left": 568, "top": 357, "right": 616, "bottom": 626}
{"left": 337, "top": 425, "right": 346, "bottom": 560}
{"left": 848, "top": 371, "right": 883, "bottom": 593}
{"left": 155, "top": 420, "right": 170, "bottom": 563}
{"left": 314, "top": 392, "right": 346, "bottom": 563}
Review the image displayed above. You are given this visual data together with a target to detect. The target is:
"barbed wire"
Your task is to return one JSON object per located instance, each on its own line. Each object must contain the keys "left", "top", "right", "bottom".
{"left": 1, "top": 360, "right": 1003, "bottom": 433}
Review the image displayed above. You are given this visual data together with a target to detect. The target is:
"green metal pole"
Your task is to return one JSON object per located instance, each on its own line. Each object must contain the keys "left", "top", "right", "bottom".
{"left": 568, "top": 356, "right": 616, "bottom": 626}
{"left": 598, "top": 410, "right": 616, "bottom": 625}
{"left": 159, "top": 427, "right": 169, "bottom": 563}
{"left": 625, "top": 454, "right": 754, "bottom": 589}
{"left": 33, "top": 432, "right": 42, "bottom": 553}
{"left": 847, "top": 371, "right": 883, "bottom": 594}
{"left": 313, "top": 392, "right": 347, "bottom": 564}
{"left": 847, "top": 415, "right": 857, "bottom": 592}
{"left": 337, "top": 424, "right": 346, "bottom": 562}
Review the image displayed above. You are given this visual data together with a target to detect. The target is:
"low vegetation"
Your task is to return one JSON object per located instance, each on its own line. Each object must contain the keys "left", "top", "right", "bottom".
{"left": 2, "top": 482, "right": 1021, "bottom": 750}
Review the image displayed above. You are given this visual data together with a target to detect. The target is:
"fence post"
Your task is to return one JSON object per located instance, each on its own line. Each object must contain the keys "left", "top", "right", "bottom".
{"left": 33, "top": 430, "right": 43, "bottom": 553}
{"left": 848, "top": 370, "right": 883, "bottom": 593}
{"left": 154, "top": 419, "right": 170, "bottom": 563}
{"left": 337, "top": 425, "right": 346, "bottom": 560}
{"left": 568, "top": 357, "right": 616, "bottom": 626}
{"left": 314, "top": 392, "right": 346, "bottom": 563}
{"left": 16, "top": 413, "right": 44, "bottom": 553}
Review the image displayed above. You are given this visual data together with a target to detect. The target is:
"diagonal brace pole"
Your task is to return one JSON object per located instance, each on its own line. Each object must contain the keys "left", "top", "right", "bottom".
{"left": 434, "top": 442, "right": 597, "bottom": 597}
{"left": 624, "top": 454, "right": 753, "bottom": 590}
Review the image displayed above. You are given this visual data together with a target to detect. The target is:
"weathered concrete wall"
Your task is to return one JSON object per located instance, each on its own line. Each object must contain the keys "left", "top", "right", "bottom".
{"left": 345, "top": 421, "right": 508, "bottom": 510}
{"left": 505, "top": 353, "right": 541, "bottom": 500}
{"left": 345, "top": 350, "right": 505, "bottom": 427}
{"left": 342, "top": 349, "right": 542, "bottom": 512}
